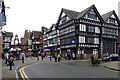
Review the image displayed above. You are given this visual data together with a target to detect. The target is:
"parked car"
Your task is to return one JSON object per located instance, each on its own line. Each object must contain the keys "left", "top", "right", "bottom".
{"left": 102, "top": 54, "right": 119, "bottom": 61}
{"left": 102, "top": 56, "right": 110, "bottom": 61}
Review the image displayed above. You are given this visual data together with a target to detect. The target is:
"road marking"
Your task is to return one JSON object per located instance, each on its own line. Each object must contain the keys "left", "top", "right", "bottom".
{"left": 21, "top": 67, "right": 29, "bottom": 79}
{"left": 19, "top": 65, "right": 31, "bottom": 80}
{"left": 19, "top": 63, "right": 38, "bottom": 80}
{"left": 104, "top": 67, "right": 120, "bottom": 72}
{"left": 19, "top": 69, "right": 26, "bottom": 80}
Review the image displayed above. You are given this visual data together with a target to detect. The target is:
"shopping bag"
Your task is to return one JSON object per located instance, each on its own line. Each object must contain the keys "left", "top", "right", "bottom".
{"left": 61, "top": 57, "right": 63, "bottom": 60}
{"left": 89, "top": 62, "right": 92, "bottom": 66}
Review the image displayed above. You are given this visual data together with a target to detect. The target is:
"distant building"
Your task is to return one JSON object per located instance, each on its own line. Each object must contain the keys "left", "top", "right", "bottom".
{"left": 22, "top": 30, "right": 32, "bottom": 54}
{"left": 2, "top": 31, "right": 13, "bottom": 52}
{"left": 31, "top": 31, "right": 43, "bottom": 56}
{"left": 21, "top": 29, "right": 45, "bottom": 56}
{"left": 20, "top": 37, "right": 24, "bottom": 45}
{"left": 43, "top": 24, "right": 60, "bottom": 55}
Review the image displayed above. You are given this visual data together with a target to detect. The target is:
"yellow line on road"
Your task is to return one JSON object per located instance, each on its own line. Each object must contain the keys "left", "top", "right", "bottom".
{"left": 21, "top": 67, "right": 29, "bottom": 80}
{"left": 19, "top": 69, "right": 25, "bottom": 80}
{"left": 104, "top": 67, "right": 120, "bottom": 72}
{"left": 19, "top": 63, "right": 38, "bottom": 80}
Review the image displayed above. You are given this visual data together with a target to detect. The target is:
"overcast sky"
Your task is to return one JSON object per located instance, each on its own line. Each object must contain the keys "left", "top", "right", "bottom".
{"left": 2, "top": 0, "right": 120, "bottom": 39}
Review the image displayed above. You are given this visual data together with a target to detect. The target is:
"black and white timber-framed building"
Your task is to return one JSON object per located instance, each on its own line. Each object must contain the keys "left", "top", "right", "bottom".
{"left": 43, "top": 24, "right": 60, "bottom": 55}
{"left": 43, "top": 5, "right": 120, "bottom": 59}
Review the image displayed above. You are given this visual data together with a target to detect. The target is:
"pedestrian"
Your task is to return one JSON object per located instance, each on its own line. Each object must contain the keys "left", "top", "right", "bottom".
{"left": 41, "top": 52, "right": 44, "bottom": 60}
{"left": 67, "top": 53, "right": 71, "bottom": 60}
{"left": 5, "top": 52, "right": 9, "bottom": 64}
{"left": 54, "top": 52, "right": 57, "bottom": 62}
{"left": 9, "top": 56, "right": 14, "bottom": 70}
{"left": 21, "top": 52, "right": 25, "bottom": 63}
{"left": 72, "top": 52, "right": 75, "bottom": 60}
{"left": 65, "top": 53, "right": 67, "bottom": 60}
{"left": 91, "top": 54, "right": 95, "bottom": 66}
{"left": 58, "top": 53, "right": 61, "bottom": 62}
{"left": 94, "top": 53, "right": 99, "bottom": 66}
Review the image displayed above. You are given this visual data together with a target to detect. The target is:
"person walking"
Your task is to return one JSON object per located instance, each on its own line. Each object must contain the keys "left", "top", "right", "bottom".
{"left": 67, "top": 53, "right": 71, "bottom": 60}
{"left": 72, "top": 52, "right": 75, "bottom": 60}
{"left": 5, "top": 52, "right": 9, "bottom": 64}
{"left": 54, "top": 53, "right": 57, "bottom": 62}
{"left": 91, "top": 54, "right": 95, "bottom": 66}
{"left": 9, "top": 56, "right": 14, "bottom": 70}
{"left": 21, "top": 52, "right": 25, "bottom": 63}
{"left": 94, "top": 53, "right": 99, "bottom": 66}
{"left": 41, "top": 52, "right": 44, "bottom": 60}
{"left": 65, "top": 53, "right": 67, "bottom": 60}
{"left": 58, "top": 53, "right": 61, "bottom": 62}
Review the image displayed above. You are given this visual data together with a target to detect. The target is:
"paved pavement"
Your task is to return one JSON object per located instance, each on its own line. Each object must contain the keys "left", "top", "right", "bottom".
{"left": 1, "top": 57, "right": 38, "bottom": 80}
{"left": 102, "top": 61, "right": 120, "bottom": 71}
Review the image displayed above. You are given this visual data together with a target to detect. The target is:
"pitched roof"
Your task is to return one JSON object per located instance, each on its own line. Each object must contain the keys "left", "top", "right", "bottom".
{"left": 61, "top": 5, "right": 103, "bottom": 22}
{"left": 47, "top": 24, "right": 56, "bottom": 33}
{"left": 102, "top": 11, "right": 113, "bottom": 21}
{"left": 102, "top": 10, "right": 120, "bottom": 25}
{"left": 32, "top": 31, "right": 42, "bottom": 39}
{"left": 77, "top": 5, "right": 93, "bottom": 18}
{"left": 3, "top": 32, "right": 13, "bottom": 37}
{"left": 62, "top": 8, "right": 79, "bottom": 19}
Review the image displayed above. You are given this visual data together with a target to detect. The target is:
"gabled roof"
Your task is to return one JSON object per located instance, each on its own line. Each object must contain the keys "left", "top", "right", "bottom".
{"left": 77, "top": 5, "right": 103, "bottom": 22}
{"left": 3, "top": 32, "right": 13, "bottom": 37}
{"left": 61, "top": 5, "right": 103, "bottom": 22}
{"left": 102, "top": 11, "right": 113, "bottom": 21}
{"left": 42, "top": 27, "right": 48, "bottom": 33}
{"left": 62, "top": 8, "right": 79, "bottom": 19}
{"left": 47, "top": 24, "right": 56, "bottom": 33}
{"left": 77, "top": 5, "right": 93, "bottom": 18}
{"left": 102, "top": 10, "right": 120, "bottom": 25}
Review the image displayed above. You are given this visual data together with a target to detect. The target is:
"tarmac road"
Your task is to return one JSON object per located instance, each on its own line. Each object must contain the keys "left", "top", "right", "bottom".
{"left": 21, "top": 60, "right": 118, "bottom": 79}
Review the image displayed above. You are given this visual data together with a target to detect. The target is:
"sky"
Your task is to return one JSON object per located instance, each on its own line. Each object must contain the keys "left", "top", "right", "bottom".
{"left": 2, "top": 0, "right": 120, "bottom": 39}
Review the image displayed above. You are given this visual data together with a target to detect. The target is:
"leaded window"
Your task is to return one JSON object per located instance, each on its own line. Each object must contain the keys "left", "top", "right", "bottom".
{"left": 49, "top": 39, "right": 53, "bottom": 44}
{"left": 94, "top": 38, "right": 99, "bottom": 44}
{"left": 86, "top": 26, "right": 95, "bottom": 33}
{"left": 4, "top": 37, "right": 11, "bottom": 42}
{"left": 103, "top": 27, "right": 117, "bottom": 35}
{"left": 79, "top": 36, "right": 85, "bottom": 43}
{"left": 95, "top": 27, "right": 100, "bottom": 33}
{"left": 79, "top": 24, "right": 86, "bottom": 32}
{"left": 85, "top": 37, "right": 94, "bottom": 44}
